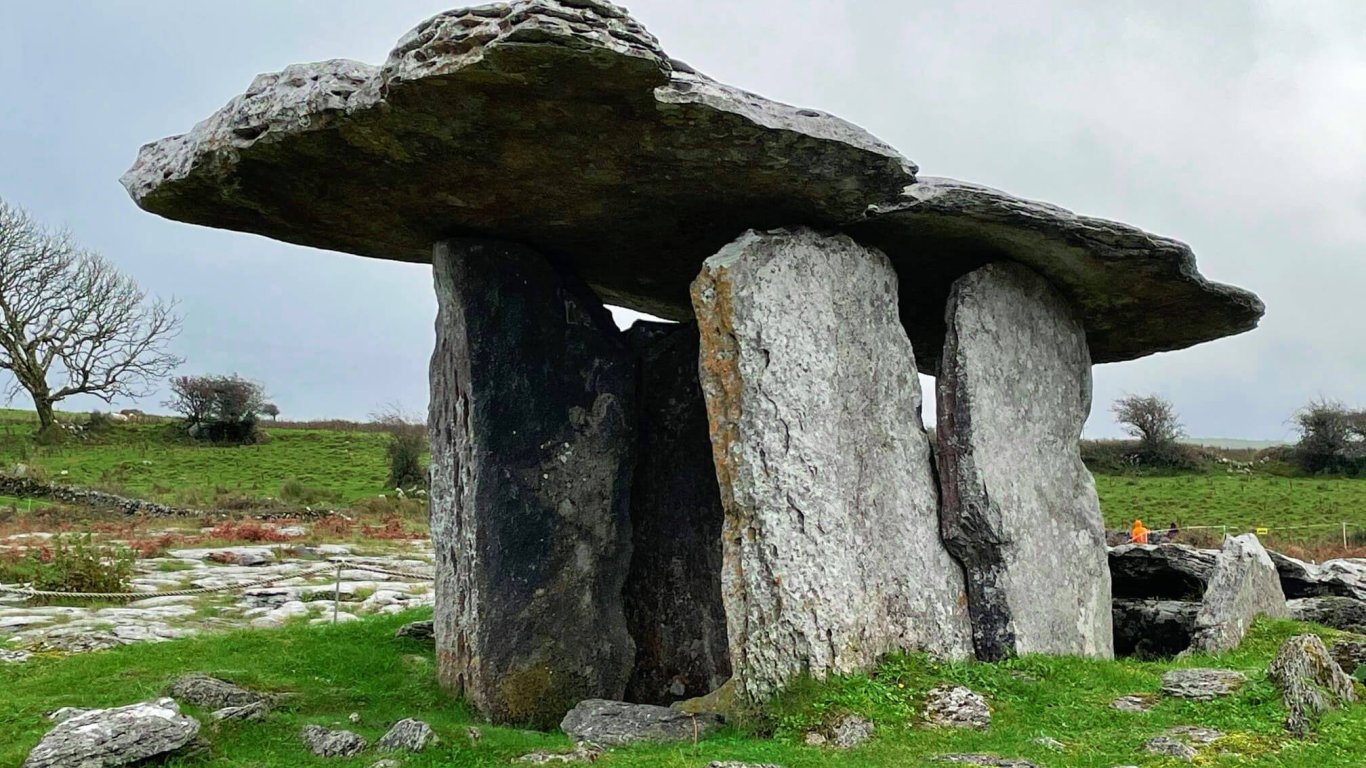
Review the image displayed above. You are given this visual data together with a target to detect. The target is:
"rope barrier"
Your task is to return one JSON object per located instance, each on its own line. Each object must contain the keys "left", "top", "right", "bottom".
{"left": 0, "top": 559, "right": 434, "bottom": 602}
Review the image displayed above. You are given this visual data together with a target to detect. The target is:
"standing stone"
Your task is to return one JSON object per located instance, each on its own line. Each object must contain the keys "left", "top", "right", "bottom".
{"left": 623, "top": 322, "right": 731, "bottom": 704}
{"left": 1187, "top": 534, "right": 1288, "bottom": 654}
{"left": 691, "top": 227, "right": 973, "bottom": 704}
{"left": 1268, "top": 634, "right": 1358, "bottom": 736}
{"left": 430, "top": 238, "right": 635, "bottom": 727}
{"left": 937, "top": 262, "right": 1112, "bottom": 660}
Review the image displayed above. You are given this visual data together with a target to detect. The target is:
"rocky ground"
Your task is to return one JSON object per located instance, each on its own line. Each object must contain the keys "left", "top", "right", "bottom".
{"left": 0, "top": 523, "right": 434, "bottom": 665}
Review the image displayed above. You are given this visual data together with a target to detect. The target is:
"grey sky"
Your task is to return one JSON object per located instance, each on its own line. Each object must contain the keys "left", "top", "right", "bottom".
{"left": 1, "top": 1, "right": 1362, "bottom": 439}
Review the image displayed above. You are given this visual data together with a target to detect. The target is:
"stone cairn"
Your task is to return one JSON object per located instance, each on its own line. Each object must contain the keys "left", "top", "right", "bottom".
{"left": 121, "top": 0, "right": 1263, "bottom": 725}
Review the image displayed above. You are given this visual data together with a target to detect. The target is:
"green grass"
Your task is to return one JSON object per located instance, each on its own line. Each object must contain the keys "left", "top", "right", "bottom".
{"left": 0, "top": 409, "right": 392, "bottom": 507}
{"left": 1095, "top": 473, "right": 1366, "bottom": 544}
{"left": 1, "top": 613, "right": 1363, "bottom": 767}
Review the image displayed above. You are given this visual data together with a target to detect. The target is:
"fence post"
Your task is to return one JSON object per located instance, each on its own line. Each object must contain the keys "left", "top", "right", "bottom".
{"left": 333, "top": 563, "right": 342, "bottom": 624}
{"left": 1344, "top": 522, "right": 1350, "bottom": 549}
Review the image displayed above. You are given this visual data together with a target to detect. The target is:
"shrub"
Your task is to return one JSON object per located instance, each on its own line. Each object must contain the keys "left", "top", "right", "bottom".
{"left": 279, "top": 478, "right": 340, "bottom": 507}
{"left": 1293, "top": 399, "right": 1366, "bottom": 476}
{"left": 374, "top": 407, "right": 427, "bottom": 490}
{"left": 165, "top": 374, "right": 268, "bottom": 445}
{"left": 0, "top": 535, "right": 134, "bottom": 602}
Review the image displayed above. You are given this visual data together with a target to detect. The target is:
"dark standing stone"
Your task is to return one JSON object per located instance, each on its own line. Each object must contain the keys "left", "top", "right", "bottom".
{"left": 1108, "top": 544, "right": 1217, "bottom": 599}
{"left": 429, "top": 239, "right": 635, "bottom": 727}
{"left": 1112, "top": 599, "right": 1198, "bottom": 658}
{"left": 623, "top": 322, "right": 731, "bottom": 704}
{"left": 937, "top": 262, "right": 1112, "bottom": 661}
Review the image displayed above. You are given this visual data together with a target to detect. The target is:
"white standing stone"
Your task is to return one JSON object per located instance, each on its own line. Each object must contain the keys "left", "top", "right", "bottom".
{"left": 937, "top": 262, "right": 1113, "bottom": 660}
{"left": 1188, "top": 534, "right": 1288, "bottom": 653}
{"left": 691, "top": 227, "right": 973, "bottom": 704}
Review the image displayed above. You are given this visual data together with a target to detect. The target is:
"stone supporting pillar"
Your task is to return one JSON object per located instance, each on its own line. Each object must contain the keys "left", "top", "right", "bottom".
{"left": 937, "top": 262, "right": 1113, "bottom": 661}
{"left": 691, "top": 228, "right": 973, "bottom": 705}
{"left": 429, "top": 238, "right": 635, "bottom": 727}
{"left": 623, "top": 322, "right": 731, "bottom": 704}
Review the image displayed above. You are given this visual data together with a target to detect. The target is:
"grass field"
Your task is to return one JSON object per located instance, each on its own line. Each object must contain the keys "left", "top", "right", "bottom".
{"left": 1096, "top": 473, "right": 1366, "bottom": 542}
{"left": 1, "top": 611, "right": 1362, "bottom": 767}
{"left": 0, "top": 409, "right": 392, "bottom": 508}
{"left": 2, "top": 408, "right": 1366, "bottom": 545}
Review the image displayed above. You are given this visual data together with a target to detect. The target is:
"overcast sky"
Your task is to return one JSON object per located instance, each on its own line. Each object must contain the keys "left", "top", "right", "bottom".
{"left": 1, "top": 1, "right": 1362, "bottom": 439}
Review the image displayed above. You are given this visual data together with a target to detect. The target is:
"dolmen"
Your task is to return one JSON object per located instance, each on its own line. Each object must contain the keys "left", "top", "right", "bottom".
{"left": 122, "top": 0, "right": 1263, "bottom": 724}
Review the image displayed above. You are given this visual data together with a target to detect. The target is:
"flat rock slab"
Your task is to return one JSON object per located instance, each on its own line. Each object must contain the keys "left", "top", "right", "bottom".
{"left": 1268, "top": 634, "right": 1357, "bottom": 736}
{"left": 1187, "top": 534, "right": 1287, "bottom": 654}
{"left": 1161, "top": 668, "right": 1247, "bottom": 700}
{"left": 560, "top": 699, "right": 721, "bottom": 746}
{"left": 623, "top": 322, "right": 730, "bottom": 704}
{"left": 1108, "top": 544, "right": 1217, "bottom": 600}
{"left": 121, "top": 0, "right": 912, "bottom": 324}
{"left": 937, "top": 262, "right": 1112, "bottom": 660}
{"left": 23, "top": 698, "right": 200, "bottom": 768}
{"left": 301, "top": 725, "right": 367, "bottom": 757}
{"left": 377, "top": 718, "right": 438, "bottom": 752}
{"left": 430, "top": 239, "right": 635, "bottom": 727}
{"left": 692, "top": 228, "right": 972, "bottom": 703}
{"left": 166, "top": 674, "right": 267, "bottom": 710}
{"left": 923, "top": 685, "right": 990, "bottom": 729}
{"left": 849, "top": 177, "right": 1262, "bottom": 370}
{"left": 933, "top": 756, "right": 1039, "bottom": 768}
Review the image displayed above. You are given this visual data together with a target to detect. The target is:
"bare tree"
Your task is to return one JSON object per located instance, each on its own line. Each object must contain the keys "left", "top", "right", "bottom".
{"left": 1112, "top": 394, "right": 1184, "bottom": 448}
{"left": 0, "top": 198, "right": 182, "bottom": 433}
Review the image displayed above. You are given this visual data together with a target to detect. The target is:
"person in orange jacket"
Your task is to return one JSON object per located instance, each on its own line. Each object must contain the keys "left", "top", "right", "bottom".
{"left": 1130, "top": 519, "right": 1150, "bottom": 544}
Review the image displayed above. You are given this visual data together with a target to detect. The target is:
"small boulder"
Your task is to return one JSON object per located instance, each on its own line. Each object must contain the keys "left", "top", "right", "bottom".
{"left": 1031, "top": 736, "right": 1064, "bottom": 751}
{"left": 23, "top": 698, "right": 200, "bottom": 768}
{"left": 394, "top": 620, "right": 434, "bottom": 641}
{"left": 828, "top": 714, "right": 875, "bottom": 749}
{"left": 1160, "top": 668, "right": 1247, "bottom": 700}
{"left": 707, "top": 763, "right": 785, "bottom": 768}
{"left": 1109, "top": 694, "right": 1155, "bottom": 713}
{"left": 1329, "top": 638, "right": 1366, "bottom": 676}
{"left": 1143, "top": 736, "right": 1197, "bottom": 761}
{"left": 302, "top": 724, "right": 368, "bottom": 757}
{"left": 210, "top": 700, "right": 270, "bottom": 722}
{"left": 377, "top": 718, "right": 438, "bottom": 752}
{"left": 369, "top": 761, "right": 402, "bottom": 768}
{"left": 167, "top": 674, "right": 267, "bottom": 710}
{"left": 1288, "top": 597, "right": 1366, "bottom": 632}
{"left": 1165, "top": 725, "right": 1223, "bottom": 744}
{"left": 671, "top": 678, "right": 738, "bottom": 721}
{"left": 560, "top": 700, "right": 721, "bottom": 746}
{"left": 1267, "top": 634, "right": 1358, "bottom": 736}
{"left": 515, "top": 743, "right": 603, "bottom": 764}
{"left": 923, "top": 685, "right": 990, "bottom": 729}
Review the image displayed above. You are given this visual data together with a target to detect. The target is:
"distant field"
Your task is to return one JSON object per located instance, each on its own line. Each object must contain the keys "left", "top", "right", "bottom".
{"left": 1095, "top": 473, "right": 1366, "bottom": 547}
{"left": 0, "top": 409, "right": 391, "bottom": 507}
{"left": 1, "top": 408, "right": 1364, "bottom": 546}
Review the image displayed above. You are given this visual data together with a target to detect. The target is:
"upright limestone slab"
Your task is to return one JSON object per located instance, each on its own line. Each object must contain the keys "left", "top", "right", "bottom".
{"left": 691, "top": 228, "right": 973, "bottom": 704}
{"left": 430, "top": 239, "right": 634, "bottom": 726}
{"left": 938, "top": 262, "right": 1113, "bottom": 660}
{"left": 1188, "top": 534, "right": 1288, "bottom": 653}
{"left": 623, "top": 322, "right": 731, "bottom": 704}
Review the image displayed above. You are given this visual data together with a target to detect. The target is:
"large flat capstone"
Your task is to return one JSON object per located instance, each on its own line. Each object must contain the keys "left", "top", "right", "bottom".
{"left": 692, "top": 228, "right": 973, "bottom": 703}
{"left": 937, "top": 262, "right": 1113, "bottom": 661}
{"left": 120, "top": 0, "right": 912, "bottom": 323}
{"left": 429, "top": 238, "right": 635, "bottom": 727}
{"left": 121, "top": 4, "right": 1260, "bottom": 365}
{"left": 849, "top": 177, "right": 1263, "bottom": 370}
{"left": 623, "top": 322, "right": 731, "bottom": 704}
